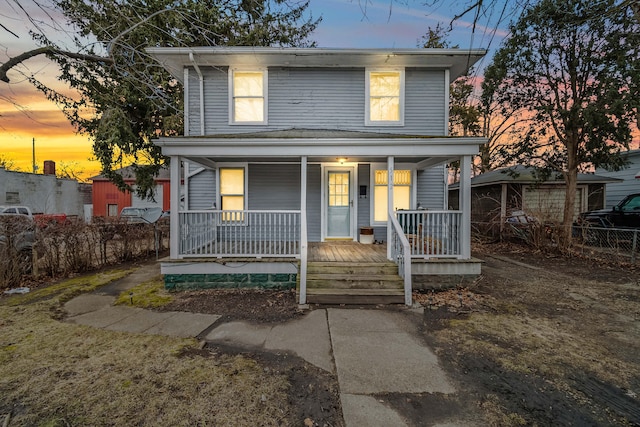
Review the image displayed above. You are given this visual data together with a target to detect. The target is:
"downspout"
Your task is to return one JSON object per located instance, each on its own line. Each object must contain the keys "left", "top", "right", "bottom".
{"left": 189, "top": 52, "right": 205, "bottom": 136}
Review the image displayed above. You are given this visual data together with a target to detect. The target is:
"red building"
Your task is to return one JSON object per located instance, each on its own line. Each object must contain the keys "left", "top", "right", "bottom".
{"left": 91, "top": 166, "right": 171, "bottom": 217}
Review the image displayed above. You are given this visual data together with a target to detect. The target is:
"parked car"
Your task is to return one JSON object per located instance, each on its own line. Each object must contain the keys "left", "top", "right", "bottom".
{"left": 119, "top": 207, "right": 163, "bottom": 224}
{"left": 577, "top": 193, "right": 640, "bottom": 228}
{"left": 0, "top": 206, "right": 67, "bottom": 227}
{"left": 0, "top": 205, "right": 34, "bottom": 219}
{"left": 0, "top": 214, "right": 36, "bottom": 273}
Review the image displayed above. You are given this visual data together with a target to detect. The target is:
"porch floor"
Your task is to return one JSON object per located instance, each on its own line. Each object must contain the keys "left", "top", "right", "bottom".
{"left": 309, "top": 241, "right": 388, "bottom": 263}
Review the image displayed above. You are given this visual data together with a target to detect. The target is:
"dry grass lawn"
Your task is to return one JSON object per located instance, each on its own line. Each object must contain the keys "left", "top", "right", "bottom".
{"left": 422, "top": 246, "right": 640, "bottom": 426}
{"left": 114, "top": 275, "right": 173, "bottom": 308}
{"left": 0, "top": 271, "right": 293, "bottom": 426}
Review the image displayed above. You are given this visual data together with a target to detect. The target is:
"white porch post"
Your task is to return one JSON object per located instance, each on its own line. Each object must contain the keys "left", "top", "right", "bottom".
{"left": 460, "top": 155, "right": 472, "bottom": 259}
{"left": 299, "top": 156, "right": 308, "bottom": 305}
{"left": 387, "top": 156, "right": 394, "bottom": 260}
{"left": 170, "top": 155, "right": 181, "bottom": 259}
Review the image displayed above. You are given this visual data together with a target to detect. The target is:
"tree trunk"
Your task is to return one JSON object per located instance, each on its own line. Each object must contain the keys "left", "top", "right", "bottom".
{"left": 561, "top": 144, "right": 579, "bottom": 249}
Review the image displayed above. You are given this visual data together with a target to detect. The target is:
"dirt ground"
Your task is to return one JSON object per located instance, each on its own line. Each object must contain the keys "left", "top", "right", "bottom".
{"left": 419, "top": 242, "right": 640, "bottom": 426}
{"left": 162, "top": 243, "right": 640, "bottom": 426}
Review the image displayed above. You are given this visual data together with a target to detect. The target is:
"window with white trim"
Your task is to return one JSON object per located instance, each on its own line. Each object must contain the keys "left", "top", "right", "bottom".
{"left": 373, "top": 169, "right": 412, "bottom": 223}
{"left": 366, "top": 69, "right": 404, "bottom": 125}
{"left": 230, "top": 70, "right": 267, "bottom": 124}
{"left": 219, "top": 167, "right": 246, "bottom": 222}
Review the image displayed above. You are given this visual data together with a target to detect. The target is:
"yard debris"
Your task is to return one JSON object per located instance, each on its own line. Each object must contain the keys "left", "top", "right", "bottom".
{"left": 413, "top": 288, "right": 486, "bottom": 311}
{"left": 3, "top": 287, "right": 30, "bottom": 295}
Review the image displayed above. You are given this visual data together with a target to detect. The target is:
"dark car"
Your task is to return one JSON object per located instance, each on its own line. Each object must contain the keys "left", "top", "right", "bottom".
{"left": 577, "top": 193, "right": 640, "bottom": 228}
{"left": 0, "top": 215, "right": 36, "bottom": 273}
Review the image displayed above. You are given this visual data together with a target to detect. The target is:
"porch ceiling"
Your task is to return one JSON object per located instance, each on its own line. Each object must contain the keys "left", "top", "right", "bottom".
{"left": 184, "top": 155, "right": 457, "bottom": 168}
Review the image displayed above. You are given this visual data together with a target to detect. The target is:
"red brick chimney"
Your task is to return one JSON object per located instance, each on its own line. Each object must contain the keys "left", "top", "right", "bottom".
{"left": 43, "top": 160, "right": 56, "bottom": 176}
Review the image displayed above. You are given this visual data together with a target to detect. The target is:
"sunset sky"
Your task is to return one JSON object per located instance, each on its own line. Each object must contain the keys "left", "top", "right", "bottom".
{"left": 0, "top": 0, "right": 503, "bottom": 180}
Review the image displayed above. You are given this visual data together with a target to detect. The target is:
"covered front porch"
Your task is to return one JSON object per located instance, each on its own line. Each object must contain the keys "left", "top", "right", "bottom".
{"left": 163, "top": 206, "right": 479, "bottom": 305}
{"left": 160, "top": 131, "right": 482, "bottom": 305}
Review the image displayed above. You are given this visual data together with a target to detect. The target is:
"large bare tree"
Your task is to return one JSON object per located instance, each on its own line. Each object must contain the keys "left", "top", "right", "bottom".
{"left": 486, "top": 0, "right": 639, "bottom": 246}
{"left": 1, "top": 0, "right": 320, "bottom": 196}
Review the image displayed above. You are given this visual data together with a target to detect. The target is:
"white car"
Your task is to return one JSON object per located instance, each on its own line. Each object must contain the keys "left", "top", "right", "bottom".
{"left": 119, "top": 207, "right": 162, "bottom": 224}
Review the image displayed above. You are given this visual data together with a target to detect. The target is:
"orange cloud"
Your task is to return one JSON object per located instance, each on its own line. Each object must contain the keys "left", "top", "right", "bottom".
{"left": 0, "top": 99, "right": 99, "bottom": 180}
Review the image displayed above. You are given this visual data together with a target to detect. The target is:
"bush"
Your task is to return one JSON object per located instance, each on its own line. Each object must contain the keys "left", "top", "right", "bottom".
{"left": 1, "top": 217, "right": 167, "bottom": 288}
{"left": 0, "top": 216, "right": 36, "bottom": 289}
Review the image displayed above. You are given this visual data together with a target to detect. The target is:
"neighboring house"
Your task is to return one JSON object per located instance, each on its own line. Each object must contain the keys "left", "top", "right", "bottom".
{"left": 0, "top": 161, "right": 91, "bottom": 218}
{"left": 91, "top": 166, "right": 171, "bottom": 217}
{"left": 147, "top": 46, "right": 487, "bottom": 305}
{"left": 595, "top": 149, "right": 640, "bottom": 208}
{"left": 449, "top": 165, "right": 621, "bottom": 226}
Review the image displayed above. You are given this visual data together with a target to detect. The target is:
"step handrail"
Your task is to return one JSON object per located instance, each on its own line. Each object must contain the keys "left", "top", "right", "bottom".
{"left": 389, "top": 213, "right": 412, "bottom": 306}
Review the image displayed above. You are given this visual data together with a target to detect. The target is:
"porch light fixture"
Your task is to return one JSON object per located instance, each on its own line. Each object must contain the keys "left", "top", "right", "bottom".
{"left": 337, "top": 157, "right": 348, "bottom": 164}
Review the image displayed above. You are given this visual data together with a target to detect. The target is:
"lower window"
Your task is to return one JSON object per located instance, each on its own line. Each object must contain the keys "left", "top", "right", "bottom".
{"left": 219, "top": 167, "right": 246, "bottom": 222}
{"left": 373, "top": 169, "right": 411, "bottom": 222}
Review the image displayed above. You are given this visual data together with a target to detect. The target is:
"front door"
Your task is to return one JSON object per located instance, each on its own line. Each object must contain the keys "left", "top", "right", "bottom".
{"left": 326, "top": 169, "right": 353, "bottom": 239}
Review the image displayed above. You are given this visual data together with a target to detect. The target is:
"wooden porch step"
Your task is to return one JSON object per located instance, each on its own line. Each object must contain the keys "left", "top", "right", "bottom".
{"left": 306, "top": 274, "right": 403, "bottom": 289}
{"left": 307, "top": 262, "right": 398, "bottom": 275}
{"left": 304, "top": 289, "right": 404, "bottom": 305}
{"left": 300, "top": 260, "right": 405, "bottom": 304}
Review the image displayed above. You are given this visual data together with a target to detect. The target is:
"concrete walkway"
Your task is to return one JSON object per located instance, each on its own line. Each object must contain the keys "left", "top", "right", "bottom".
{"left": 64, "top": 262, "right": 220, "bottom": 338}
{"left": 63, "top": 265, "right": 461, "bottom": 426}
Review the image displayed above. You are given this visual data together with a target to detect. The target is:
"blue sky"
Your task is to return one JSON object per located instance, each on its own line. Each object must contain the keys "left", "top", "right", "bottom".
{"left": 311, "top": 0, "right": 508, "bottom": 60}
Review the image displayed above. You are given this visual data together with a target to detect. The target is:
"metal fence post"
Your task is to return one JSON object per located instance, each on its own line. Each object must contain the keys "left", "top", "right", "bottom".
{"left": 632, "top": 230, "right": 638, "bottom": 264}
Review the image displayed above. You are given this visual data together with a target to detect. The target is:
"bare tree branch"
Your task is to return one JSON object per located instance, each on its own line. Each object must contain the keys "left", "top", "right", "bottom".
{"left": 1, "top": 46, "right": 113, "bottom": 83}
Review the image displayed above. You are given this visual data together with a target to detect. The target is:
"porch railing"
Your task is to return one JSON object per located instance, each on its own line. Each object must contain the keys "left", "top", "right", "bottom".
{"left": 389, "top": 213, "right": 413, "bottom": 306}
{"left": 395, "top": 210, "right": 463, "bottom": 258}
{"left": 179, "top": 210, "right": 301, "bottom": 258}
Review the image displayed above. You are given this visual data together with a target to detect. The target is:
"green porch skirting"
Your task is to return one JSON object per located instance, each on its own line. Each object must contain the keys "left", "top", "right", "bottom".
{"left": 164, "top": 273, "right": 297, "bottom": 291}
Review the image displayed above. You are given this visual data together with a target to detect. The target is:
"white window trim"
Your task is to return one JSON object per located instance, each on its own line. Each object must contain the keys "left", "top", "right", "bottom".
{"left": 228, "top": 68, "right": 268, "bottom": 125}
{"left": 369, "top": 163, "right": 415, "bottom": 226}
{"left": 365, "top": 68, "right": 405, "bottom": 126}
{"left": 216, "top": 163, "right": 248, "bottom": 225}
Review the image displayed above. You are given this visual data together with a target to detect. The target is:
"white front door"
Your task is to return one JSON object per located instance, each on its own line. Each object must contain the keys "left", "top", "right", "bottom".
{"left": 325, "top": 168, "right": 354, "bottom": 239}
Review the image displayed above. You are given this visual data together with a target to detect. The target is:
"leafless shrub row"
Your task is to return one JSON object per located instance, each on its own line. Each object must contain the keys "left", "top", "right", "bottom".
{"left": 0, "top": 217, "right": 169, "bottom": 290}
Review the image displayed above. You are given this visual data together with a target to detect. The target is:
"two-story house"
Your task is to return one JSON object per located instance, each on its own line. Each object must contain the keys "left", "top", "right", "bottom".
{"left": 147, "top": 47, "right": 486, "bottom": 305}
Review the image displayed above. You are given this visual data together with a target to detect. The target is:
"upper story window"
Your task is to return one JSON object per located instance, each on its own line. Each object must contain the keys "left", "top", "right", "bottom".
{"left": 366, "top": 69, "right": 404, "bottom": 126}
{"left": 230, "top": 70, "right": 267, "bottom": 124}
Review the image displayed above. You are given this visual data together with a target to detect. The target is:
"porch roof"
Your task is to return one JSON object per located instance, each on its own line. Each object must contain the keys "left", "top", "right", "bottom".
{"left": 154, "top": 128, "right": 486, "bottom": 166}
{"left": 449, "top": 165, "right": 623, "bottom": 189}
{"left": 146, "top": 46, "right": 487, "bottom": 83}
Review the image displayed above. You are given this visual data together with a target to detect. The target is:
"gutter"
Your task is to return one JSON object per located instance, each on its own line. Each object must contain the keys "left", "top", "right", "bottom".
{"left": 189, "top": 52, "right": 205, "bottom": 136}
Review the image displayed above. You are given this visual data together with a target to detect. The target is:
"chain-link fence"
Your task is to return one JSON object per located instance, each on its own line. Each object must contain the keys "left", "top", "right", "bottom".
{"left": 571, "top": 225, "right": 640, "bottom": 264}
{"left": 472, "top": 219, "right": 640, "bottom": 265}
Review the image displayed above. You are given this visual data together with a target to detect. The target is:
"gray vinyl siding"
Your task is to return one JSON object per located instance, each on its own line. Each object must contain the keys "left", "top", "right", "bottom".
{"left": 269, "top": 68, "right": 365, "bottom": 130}
{"left": 188, "top": 167, "right": 215, "bottom": 210}
{"left": 306, "top": 165, "right": 322, "bottom": 242}
{"left": 185, "top": 69, "right": 199, "bottom": 135}
{"left": 404, "top": 69, "right": 446, "bottom": 134}
{"left": 596, "top": 152, "right": 640, "bottom": 207}
{"left": 248, "top": 164, "right": 301, "bottom": 210}
{"left": 187, "top": 66, "right": 446, "bottom": 136}
{"left": 417, "top": 166, "right": 446, "bottom": 209}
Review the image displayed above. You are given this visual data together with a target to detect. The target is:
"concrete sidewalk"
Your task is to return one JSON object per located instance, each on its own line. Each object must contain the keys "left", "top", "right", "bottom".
{"left": 62, "top": 264, "right": 463, "bottom": 426}
{"left": 63, "top": 262, "right": 220, "bottom": 338}
{"left": 205, "top": 308, "right": 459, "bottom": 426}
